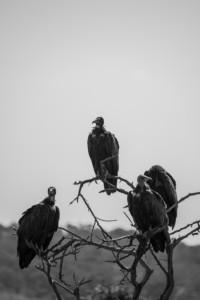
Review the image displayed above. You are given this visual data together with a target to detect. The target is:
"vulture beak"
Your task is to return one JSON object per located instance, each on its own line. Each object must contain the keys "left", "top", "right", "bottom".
{"left": 92, "top": 118, "right": 98, "bottom": 124}
{"left": 143, "top": 175, "right": 152, "bottom": 183}
{"left": 48, "top": 187, "right": 56, "bottom": 196}
{"left": 137, "top": 174, "right": 152, "bottom": 186}
{"left": 92, "top": 118, "right": 101, "bottom": 128}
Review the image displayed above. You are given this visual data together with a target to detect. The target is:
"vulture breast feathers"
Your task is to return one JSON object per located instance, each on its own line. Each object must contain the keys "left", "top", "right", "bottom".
{"left": 17, "top": 187, "right": 60, "bottom": 269}
{"left": 127, "top": 175, "right": 169, "bottom": 253}
{"left": 144, "top": 165, "right": 178, "bottom": 229}
{"left": 88, "top": 117, "right": 119, "bottom": 195}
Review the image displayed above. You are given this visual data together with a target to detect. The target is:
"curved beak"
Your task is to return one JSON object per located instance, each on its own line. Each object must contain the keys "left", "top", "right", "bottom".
{"left": 49, "top": 189, "right": 56, "bottom": 196}
{"left": 92, "top": 118, "right": 98, "bottom": 124}
{"left": 143, "top": 175, "right": 152, "bottom": 183}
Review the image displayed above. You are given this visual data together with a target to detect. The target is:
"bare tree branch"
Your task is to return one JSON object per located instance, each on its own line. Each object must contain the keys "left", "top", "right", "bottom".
{"left": 31, "top": 169, "right": 200, "bottom": 300}
{"left": 167, "top": 192, "right": 200, "bottom": 213}
{"left": 70, "top": 176, "right": 98, "bottom": 204}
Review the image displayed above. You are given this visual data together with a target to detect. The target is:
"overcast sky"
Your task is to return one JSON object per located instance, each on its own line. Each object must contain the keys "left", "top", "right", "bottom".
{"left": 1, "top": 1, "right": 200, "bottom": 245}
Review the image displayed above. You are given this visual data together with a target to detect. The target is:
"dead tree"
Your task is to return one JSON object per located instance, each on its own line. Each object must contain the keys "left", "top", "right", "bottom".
{"left": 27, "top": 171, "right": 200, "bottom": 300}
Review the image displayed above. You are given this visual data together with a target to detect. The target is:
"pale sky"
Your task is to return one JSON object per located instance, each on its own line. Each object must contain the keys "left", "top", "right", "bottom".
{"left": 1, "top": 1, "right": 200, "bottom": 244}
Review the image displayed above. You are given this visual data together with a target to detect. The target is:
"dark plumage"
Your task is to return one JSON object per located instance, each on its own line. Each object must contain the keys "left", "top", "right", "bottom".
{"left": 144, "top": 165, "right": 178, "bottom": 229}
{"left": 88, "top": 117, "right": 119, "bottom": 195}
{"left": 127, "top": 175, "right": 169, "bottom": 253}
{"left": 17, "top": 187, "right": 60, "bottom": 269}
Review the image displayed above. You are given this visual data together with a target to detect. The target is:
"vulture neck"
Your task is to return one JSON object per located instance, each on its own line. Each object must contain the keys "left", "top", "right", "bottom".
{"left": 44, "top": 196, "right": 56, "bottom": 206}
{"left": 138, "top": 182, "right": 149, "bottom": 193}
{"left": 93, "top": 125, "right": 105, "bottom": 134}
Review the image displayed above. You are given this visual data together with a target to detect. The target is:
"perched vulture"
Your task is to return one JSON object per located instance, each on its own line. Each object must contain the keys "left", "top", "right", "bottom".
{"left": 127, "top": 175, "right": 169, "bottom": 253}
{"left": 17, "top": 187, "right": 60, "bottom": 269}
{"left": 144, "top": 165, "right": 178, "bottom": 229}
{"left": 87, "top": 117, "right": 119, "bottom": 195}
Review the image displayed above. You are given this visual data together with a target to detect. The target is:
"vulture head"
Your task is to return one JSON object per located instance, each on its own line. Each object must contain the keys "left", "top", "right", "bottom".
{"left": 48, "top": 187, "right": 56, "bottom": 196}
{"left": 92, "top": 117, "right": 104, "bottom": 128}
{"left": 137, "top": 175, "right": 152, "bottom": 188}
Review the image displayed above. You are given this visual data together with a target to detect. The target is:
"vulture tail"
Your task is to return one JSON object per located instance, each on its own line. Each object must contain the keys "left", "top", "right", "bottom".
{"left": 168, "top": 209, "right": 177, "bottom": 229}
{"left": 17, "top": 238, "right": 36, "bottom": 269}
{"left": 103, "top": 178, "right": 117, "bottom": 195}
{"left": 150, "top": 231, "right": 167, "bottom": 253}
{"left": 19, "top": 250, "right": 36, "bottom": 269}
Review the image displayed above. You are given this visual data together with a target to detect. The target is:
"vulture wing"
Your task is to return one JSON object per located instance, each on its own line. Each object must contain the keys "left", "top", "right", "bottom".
{"left": 104, "top": 132, "right": 119, "bottom": 176}
{"left": 87, "top": 133, "right": 97, "bottom": 174}
{"left": 156, "top": 171, "right": 177, "bottom": 228}
{"left": 18, "top": 203, "right": 50, "bottom": 246}
{"left": 43, "top": 206, "right": 60, "bottom": 249}
{"left": 142, "top": 190, "right": 169, "bottom": 252}
{"left": 17, "top": 203, "right": 58, "bottom": 268}
{"left": 144, "top": 166, "right": 177, "bottom": 228}
{"left": 127, "top": 189, "right": 169, "bottom": 252}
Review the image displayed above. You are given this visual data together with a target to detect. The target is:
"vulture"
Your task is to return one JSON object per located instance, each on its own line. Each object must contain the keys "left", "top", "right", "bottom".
{"left": 144, "top": 165, "right": 178, "bottom": 229}
{"left": 87, "top": 117, "right": 119, "bottom": 195}
{"left": 17, "top": 187, "right": 60, "bottom": 269}
{"left": 127, "top": 175, "right": 169, "bottom": 253}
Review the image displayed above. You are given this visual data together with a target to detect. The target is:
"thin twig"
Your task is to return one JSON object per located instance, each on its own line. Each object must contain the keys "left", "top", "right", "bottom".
{"left": 167, "top": 192, "right": 200, "bottom": 213}
{"left": 172, "top": 223, "right": 200, "bottom": 247}
{"left": 99, "top": 178, "right": 129, "bottom": 195}
{"left": 79, "top": 194, "right": 112, "bottom": 239}
{"left": 70, "top": 176, "right": 98, "bottom": 204}
{"left": 170, "top": 220, "right": 200, "bottom": 235}
{"left": 150, "top": 248, "right": 167, "bottom": 275}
